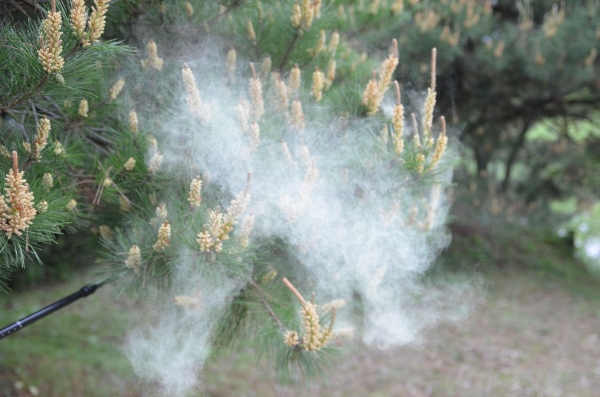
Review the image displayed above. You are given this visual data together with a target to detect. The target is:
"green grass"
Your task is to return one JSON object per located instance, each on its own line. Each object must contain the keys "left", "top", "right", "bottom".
{"left": 0, "top": 272, "right": 136, "bottom": 397}
{"left": 435, "top": 220, "right": 600, "bottom": 299}
{"left": 2, "top": 223, "right": 600, "bottom": 396}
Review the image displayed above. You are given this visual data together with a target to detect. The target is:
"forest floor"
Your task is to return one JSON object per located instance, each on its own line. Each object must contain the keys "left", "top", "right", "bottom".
{"left": 1, "top": 227, "right": 600, "bottom": 397}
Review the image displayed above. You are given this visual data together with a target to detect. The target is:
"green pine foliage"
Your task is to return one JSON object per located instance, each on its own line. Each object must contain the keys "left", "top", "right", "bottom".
{"left": 0, "top": 0, "right": 464, "bottom": 389}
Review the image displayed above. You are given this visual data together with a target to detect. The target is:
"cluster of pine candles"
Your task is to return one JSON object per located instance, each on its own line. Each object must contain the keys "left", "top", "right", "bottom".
{"left": 0, "top": 0, "right": 454, "bottom": 384}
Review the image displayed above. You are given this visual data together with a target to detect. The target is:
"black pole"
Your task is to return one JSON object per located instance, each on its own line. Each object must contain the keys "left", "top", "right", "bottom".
{"left": 0, "top": 281, "right": 106, "bottom": 340}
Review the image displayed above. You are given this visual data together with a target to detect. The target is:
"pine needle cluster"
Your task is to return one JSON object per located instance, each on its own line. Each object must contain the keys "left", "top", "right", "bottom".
{"left": 0, "top": 0, "right": 470, "bottom": 386}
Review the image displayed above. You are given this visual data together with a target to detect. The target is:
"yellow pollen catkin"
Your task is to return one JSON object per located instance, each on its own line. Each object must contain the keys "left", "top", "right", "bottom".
{"left": 246, "top": 19, "right": 256, "bottom": 45}
{"left": 274, "top": 73, "right": 289, "bottom": 111}
{"left": 141, "top": 40, "right": 164, "bottom": 72}
{"left": 99, "top": 224, "right": 112, "bottom": 240}
{"left": 260, "top": 55, "right": 272, "bottom": 80}
{"left": 37, "top": 0, "right": 64, "bottom": 74}
{"left": 427, "top": 116, "right": 448, "bottom": 171}
{"left": 129, "top": 110, "right": 138, "bottom": 132}
{"left": 124, "top": 157, "right": 136, "bottom": 171}
{"left": 196, "top": 230, "right": 213, "bottom": 252}
{"left": 119, "top": 195, "right": 131, "bottom": 212}
{"left": 313, "top": 29, "right": 326, "bottom": 56}
{"left": 188, "top": 176, "right": 202, "bottom": 208}
{"left": 249, "top": 63, "right": 265, "bottom": 121}
{"left": 288, "top": 64, "right": 301, "bottom": 96}
{"left": 378, "top": 39, "right": 399, "bottom": 99}
{"left": 238, "top": 214, "right": 254, "bottom": 248}
{"left": 0, "top": 146, "right": 10, "bottom": 159}
{"left": 125, "top": 245, "right": 142, "bottom": 274}
{"left": 391, "top": 0, "right": 403, "bottom": 14}
{"left": 301, "top": 301, "right": 322, "bottom": 350}
{"left": 281, "top": 278, "right": 336, "bottom": 351}
{"left": 78, "top": 99, "right": 88, "bottom": 117}
{"left": 66, "top": 198, "right": 77, "bottom": 211}
{"left": 262, "top": 269, "right": 277, "bottom": 283}
{"left": 289, "top": 99, "right": 305, "bottom": 132}
{"left": 325, "top": 60, "right": 336, "bottom": 90}
{"left": 185, "top": 2, "right": 193, "bottom": 16}
{"left": 311, "top": 67, "right": 325, "bottom": 102}
{"left": 415, "top": 153, "right": 425, "bottom": 173}
{"left": 182, "top": 63, "right": 211, "bottom": 121}
{"left": 156, "top": 203, "right": 168, "bottom": 220}
{"left": 284, "top": 330, "right": 299, "bottom": 347}
{"left": 0, "top": 152, "right": 36, "bottom": 239}
{"left": 291, "top": 2, "right": 302, "bottom": 28}
{"left": 422, "top": 48, "right": 437, "bottom": 145}
{"left": 82, "top": 0, "right": 111, "bottom": 47}
{"left": 109, "top": 78, "right": 125, "bottom": 101}
{"left": 225, "top": 190, "right": 251, "bottom": 224}
{"left": 153, "top": 220, "right": 171, "bottom": 250}
{"left": 148, "top": 152, "right": 163, "bottom": 175}
{"left": 70, "top": 0, "right": 87, "bottom": 38}
{"left": 300, "top": 0, "right": 314, "bottom": 29}
{"left": 313, "top": 0, "right": 322, "bottom": 18}
{"left": 42, "top": 173, "right": 54, "bottom": 190}
{"left": 362, "top": 71, "right": 380, "bottom": 116}
{"left": 37, "top": 200, "right": 48, "bottom": 213}
{"left": 329, "top": 30, "right": 340, "bottom": 54}
{"left": 54, "top": 140, "right": 64, "bottom": 155}
{"left": 32, "top": 116, "right": 51, "bottom": 160}
{"left": 411, "top": 112, "right": 421, "bottom": 149}
{"left": 392, "top": 81, "right": 404, "bottom": 154}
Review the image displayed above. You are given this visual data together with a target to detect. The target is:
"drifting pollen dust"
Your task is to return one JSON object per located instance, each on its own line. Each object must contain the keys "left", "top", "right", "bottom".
{"left": 116, "top": 12, "right": 475, "bottom": 397}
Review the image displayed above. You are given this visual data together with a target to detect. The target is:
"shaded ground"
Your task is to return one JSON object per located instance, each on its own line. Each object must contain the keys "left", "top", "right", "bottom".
{"left": 1, "top": 267, "right": 599, "bottom": 396}
{"left": 205, "top": 269, "right": 600, "bottom": 397}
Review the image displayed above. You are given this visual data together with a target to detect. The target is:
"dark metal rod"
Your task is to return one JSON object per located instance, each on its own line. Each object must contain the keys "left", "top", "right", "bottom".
{"left": 0, "top": 281, "right": 106, "bottom": 340}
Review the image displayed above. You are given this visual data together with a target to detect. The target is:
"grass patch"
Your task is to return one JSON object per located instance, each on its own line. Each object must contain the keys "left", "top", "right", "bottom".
{"left": 435, "top": 220, "right": 600, "bottom": 299}
{"left": 0, "top": 271, "right": 136, "bottom": 397}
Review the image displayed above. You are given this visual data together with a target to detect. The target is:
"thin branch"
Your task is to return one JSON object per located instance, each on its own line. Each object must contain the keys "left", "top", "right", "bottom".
{"left": 278, "top": 31, "right": 300, "bottom": 72}
{"left": 282, "top": 277, "right": 306, "bottom": 304}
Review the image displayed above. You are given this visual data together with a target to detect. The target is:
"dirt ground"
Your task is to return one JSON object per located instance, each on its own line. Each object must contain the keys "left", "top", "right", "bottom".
{"left": 2, "top": 269, "right": 600, "bottom": 397}
{"left": 204, "top": 271, "right": 600, "bottom": 397}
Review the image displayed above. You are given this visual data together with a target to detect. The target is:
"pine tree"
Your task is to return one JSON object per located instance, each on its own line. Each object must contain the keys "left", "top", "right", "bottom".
{"left": 1, "top": 0, "right": 459, "bottom": 391}
{"left": 345, "top": 0, "right": 600, "bottom": 218}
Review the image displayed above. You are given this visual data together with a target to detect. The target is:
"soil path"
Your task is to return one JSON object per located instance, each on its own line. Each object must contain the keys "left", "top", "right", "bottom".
{"left": 205, "top": 271, "right": 600, "bottom": 397}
